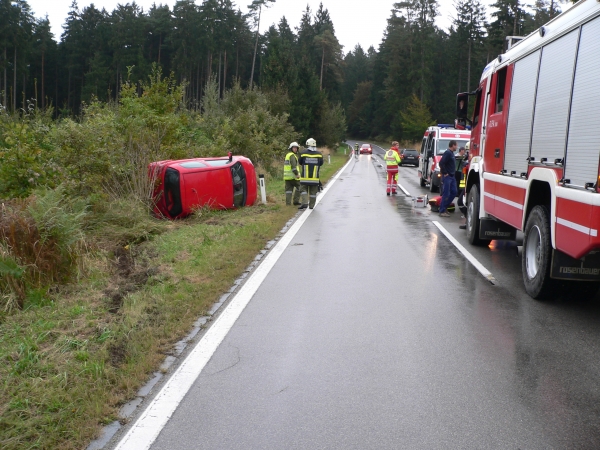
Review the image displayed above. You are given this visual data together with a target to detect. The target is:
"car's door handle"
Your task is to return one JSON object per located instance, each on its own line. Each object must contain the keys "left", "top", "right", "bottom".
{"left": 494, "top": 149, "right": 500, "bottom": 158}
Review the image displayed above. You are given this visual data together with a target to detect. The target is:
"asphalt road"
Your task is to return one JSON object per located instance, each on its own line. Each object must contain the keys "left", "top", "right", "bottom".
{"left": 117, "top": 142, "right": 600, "bottom": 449}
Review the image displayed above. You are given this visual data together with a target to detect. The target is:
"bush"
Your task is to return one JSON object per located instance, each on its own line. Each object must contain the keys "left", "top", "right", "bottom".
{"left": 0, "top": 110, "right": 57, "bottom": 199}
{"left": 0, "top": 188, "right": 86, "bottom": 310}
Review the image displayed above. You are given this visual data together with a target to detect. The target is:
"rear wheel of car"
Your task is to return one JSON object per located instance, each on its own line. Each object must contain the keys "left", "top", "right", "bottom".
{"left": 466, "top": 185, "right": 490, "bottom": 246}
{"left": 522, "top": 205, "right": 554, "bottom": 299}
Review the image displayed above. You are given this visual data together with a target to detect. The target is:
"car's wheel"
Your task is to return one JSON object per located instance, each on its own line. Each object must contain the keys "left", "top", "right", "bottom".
{"left": 466, "top": 185, "right": 490, "bottom": 246}
{"left": 429, "top": 174, "right": 437, "bottom": 193}
{"left": 522, "top": 205, "right": 554, "bottom": 299}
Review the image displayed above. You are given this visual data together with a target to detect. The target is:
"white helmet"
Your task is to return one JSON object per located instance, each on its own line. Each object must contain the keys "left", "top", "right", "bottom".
{"left": 306, "top": 138, "right": 316, "bottom": 147}
{"left": 288, "top": 142, "right": 299, "bottom": 149}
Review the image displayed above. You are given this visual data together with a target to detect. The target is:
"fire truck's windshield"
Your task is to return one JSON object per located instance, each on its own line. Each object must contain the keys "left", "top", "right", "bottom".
{"left": 436, "top": 139, "right": 469, "bottom": 155}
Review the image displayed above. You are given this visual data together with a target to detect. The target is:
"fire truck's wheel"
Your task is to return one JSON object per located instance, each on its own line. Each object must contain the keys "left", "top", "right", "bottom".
{"left": 466, "top": 185, "right": 490, "bottom": 246}
{"left": 522, "top": 205, "right": 554, "bottom": 299}
{"left": 420, "top": 176, "right": 426, "bottom": 187}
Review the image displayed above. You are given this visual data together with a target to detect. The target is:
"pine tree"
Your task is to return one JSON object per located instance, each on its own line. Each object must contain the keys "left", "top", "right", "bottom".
{"left": 453, "top": 0, "right": 486, "bottom": 92}
{"left": 400, "top": 94, "right": 435, "bottom": 141}
{"left": 247, "top": 0, "right": 275, "bottom": 89}
{"left": 32, "top": 17, "right": 56, "bottom": 109}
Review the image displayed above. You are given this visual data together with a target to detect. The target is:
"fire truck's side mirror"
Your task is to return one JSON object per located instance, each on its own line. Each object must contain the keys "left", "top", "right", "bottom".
{"left": 456, "top": 93, "right": 469, "bottom": 119}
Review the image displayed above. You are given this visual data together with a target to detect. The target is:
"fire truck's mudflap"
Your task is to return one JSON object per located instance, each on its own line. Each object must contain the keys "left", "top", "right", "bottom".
{"left": 478, "top": 218, "right": 517, "bottom": 241}
{"left": 550, "top": 250, "right": 600, "bottom": 282}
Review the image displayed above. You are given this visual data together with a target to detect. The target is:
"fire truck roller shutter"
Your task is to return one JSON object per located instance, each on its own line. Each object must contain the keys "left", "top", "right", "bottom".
{"left": 530, "top": 29, "right": 579, "bottom": 165}
{"left": 504, "top": 50, "right": 540, "bottom": 176}
{"left": 564, "top": 16, "right": 600, "bottom": 188}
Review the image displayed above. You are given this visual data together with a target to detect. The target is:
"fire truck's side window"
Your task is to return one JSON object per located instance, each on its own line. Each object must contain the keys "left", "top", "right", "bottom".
{"left": 494, "top": 68, "right": 507, "bottom": 113}
{"left": 472, "top": 89, "right": 483, "bottom": 128}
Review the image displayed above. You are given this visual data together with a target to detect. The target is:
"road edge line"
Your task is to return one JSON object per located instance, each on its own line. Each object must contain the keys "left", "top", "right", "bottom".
{"left": 432, "top": 220, "right": 497, "bottom": 285}
{"left": 113, "top": 155, "right": 352, "bottom": 450}
{"left": 396, "top": 182, "right": 410, "bottom": 196}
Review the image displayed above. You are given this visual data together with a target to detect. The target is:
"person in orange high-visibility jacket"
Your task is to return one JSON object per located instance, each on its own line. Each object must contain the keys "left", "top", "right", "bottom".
{"left": 384, "top": 147, "right": 402, "bottom": 195}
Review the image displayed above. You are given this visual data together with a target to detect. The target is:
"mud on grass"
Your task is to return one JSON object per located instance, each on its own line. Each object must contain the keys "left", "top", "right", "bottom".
{"left": 0, "top": 151, "right": 349, "bottom": 450}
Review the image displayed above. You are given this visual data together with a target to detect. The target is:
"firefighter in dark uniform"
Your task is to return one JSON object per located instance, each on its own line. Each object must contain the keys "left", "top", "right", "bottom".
{"left": 298, "top": 138, "right": 324, "bottom": 210}
{"left": 283, "top": 141, "right": 304, "bottom": 206}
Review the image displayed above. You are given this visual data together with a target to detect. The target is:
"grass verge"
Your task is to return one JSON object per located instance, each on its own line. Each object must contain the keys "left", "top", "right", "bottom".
{"left": 0, "top": 150, "right": 348, "bottom": 450}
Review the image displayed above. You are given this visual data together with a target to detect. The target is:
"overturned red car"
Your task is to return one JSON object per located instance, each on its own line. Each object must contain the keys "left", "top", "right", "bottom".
{"left": 150, "top": 154, "right": 257, "bottom": 219}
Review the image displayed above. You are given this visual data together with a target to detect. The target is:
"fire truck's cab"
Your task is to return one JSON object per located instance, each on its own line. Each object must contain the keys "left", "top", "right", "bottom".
{"left": 418, "top": 125, "right": 470, "bottom": 193}
{"left": 457, "top": 0, "right": 600, "bottom": 299}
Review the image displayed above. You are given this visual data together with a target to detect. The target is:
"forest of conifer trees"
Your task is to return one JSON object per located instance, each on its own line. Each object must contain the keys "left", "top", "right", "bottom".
{"left": 0, "top": 0, "right": 576, "bottom": 142}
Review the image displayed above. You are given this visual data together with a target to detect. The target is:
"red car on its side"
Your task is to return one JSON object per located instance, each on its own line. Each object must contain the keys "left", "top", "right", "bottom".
{"left": 149, "top": 155, "right": 257, "bottom": 219}
{"left": 360, "top": 144, "right": 373, "bottom": 154}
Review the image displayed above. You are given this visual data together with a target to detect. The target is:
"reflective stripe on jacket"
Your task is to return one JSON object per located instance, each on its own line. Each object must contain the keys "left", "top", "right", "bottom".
{"left": 283, "top": 152, "right": 299, "bottom": 180}
{"left": 299, "top": 150, "right": 323, "bottom": 185}
{"left": 385, "top": 149, "right": 401, "bottom": 172}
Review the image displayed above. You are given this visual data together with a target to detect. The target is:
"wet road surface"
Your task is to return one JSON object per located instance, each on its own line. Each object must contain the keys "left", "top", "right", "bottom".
{"left": 124, "top": 144, "right": 600, "bottom": 449}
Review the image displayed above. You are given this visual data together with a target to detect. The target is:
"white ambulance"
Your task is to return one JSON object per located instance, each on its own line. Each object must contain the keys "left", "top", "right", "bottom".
{"left": 418, "top": 125, "right": 471, "bottom": 193}
{"left": 457, "top": 0, "right": 600, "bottom": 299}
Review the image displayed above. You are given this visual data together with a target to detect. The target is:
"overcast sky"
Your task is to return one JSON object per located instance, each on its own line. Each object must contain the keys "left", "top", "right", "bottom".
{"left": 25, "top": 0, "right": 558, "bottom": 53}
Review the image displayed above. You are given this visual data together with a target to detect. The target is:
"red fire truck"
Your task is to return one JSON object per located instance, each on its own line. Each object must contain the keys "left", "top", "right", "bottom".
{"left": 457, "top": 0, "right": 600, "bottom": 299}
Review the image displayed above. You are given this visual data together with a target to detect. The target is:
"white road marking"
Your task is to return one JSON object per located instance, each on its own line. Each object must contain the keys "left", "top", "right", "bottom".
{"left": 396, "top": 182, "right": 410, "bottom": 196}
{"left": 432, "top": 221, "right": 497, "bottom": 285}
{"left": 113, "top": 156, "right": 353, "bottom": 450}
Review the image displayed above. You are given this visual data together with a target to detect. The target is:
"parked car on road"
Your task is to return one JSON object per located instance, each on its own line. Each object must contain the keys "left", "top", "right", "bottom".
{"left": 150, "top": 154, "right": 257, "bottom": 219}
{"left": 399, "top": 149, "right": 419, "bottom": 166}
{"left": 360, "top": 144, "right": 373, "bottom": 154}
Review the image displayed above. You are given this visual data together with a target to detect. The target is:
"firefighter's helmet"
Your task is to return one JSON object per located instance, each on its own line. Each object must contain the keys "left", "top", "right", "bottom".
{"left": 288, "top": 142, "right": 299, "bottom": 150}
{"left": 306, "top": 138, "right": 317, "bottom": 147}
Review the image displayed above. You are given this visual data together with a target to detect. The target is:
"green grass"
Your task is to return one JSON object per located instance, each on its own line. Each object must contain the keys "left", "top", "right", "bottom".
{"left": 0, "top": 150, "right": 349, "bottom": 450}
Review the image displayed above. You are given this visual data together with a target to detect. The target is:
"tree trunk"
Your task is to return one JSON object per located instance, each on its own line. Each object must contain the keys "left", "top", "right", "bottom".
{"left": 513, "top": 1, "right": 518, "bottom": 36}
{"left": 467, "top": 40, "right": 472, "bottom": 91}
{"left": 13, "top": 46, "right": 17, "bottom": 112}
{"left": 41, "top": 51, "right": 45, "bottom": 109}
{"left": 420, "top": 48, "right": 424, "bottom": 102}
{"left": 320, "top": 46, "right": 325, "bottom": 91}
{"left": 223, "top": 50, "right": 227, "bottom": 92}
{"left": 218, "top": 51, "right": 222, "bottom": 97}
{"left": 158, "top": 33, "right": 162, "bottom": 64}
{"left": 250, "top": 6, "right": 261, "bottom": 89}
{"left": 3, "top": 47, "right": 6, "bottom": 108}
{"left": 55, "top": 61, "right": 58, "bottom": 117}
{"left": 68, "top": 68, "right": 72, "bottom": 112}
{"left": 236, "top": 44, "right": 239, "bottom": 80}
{"left": 196, "top": 63, "right": 200, "bottom": 110}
